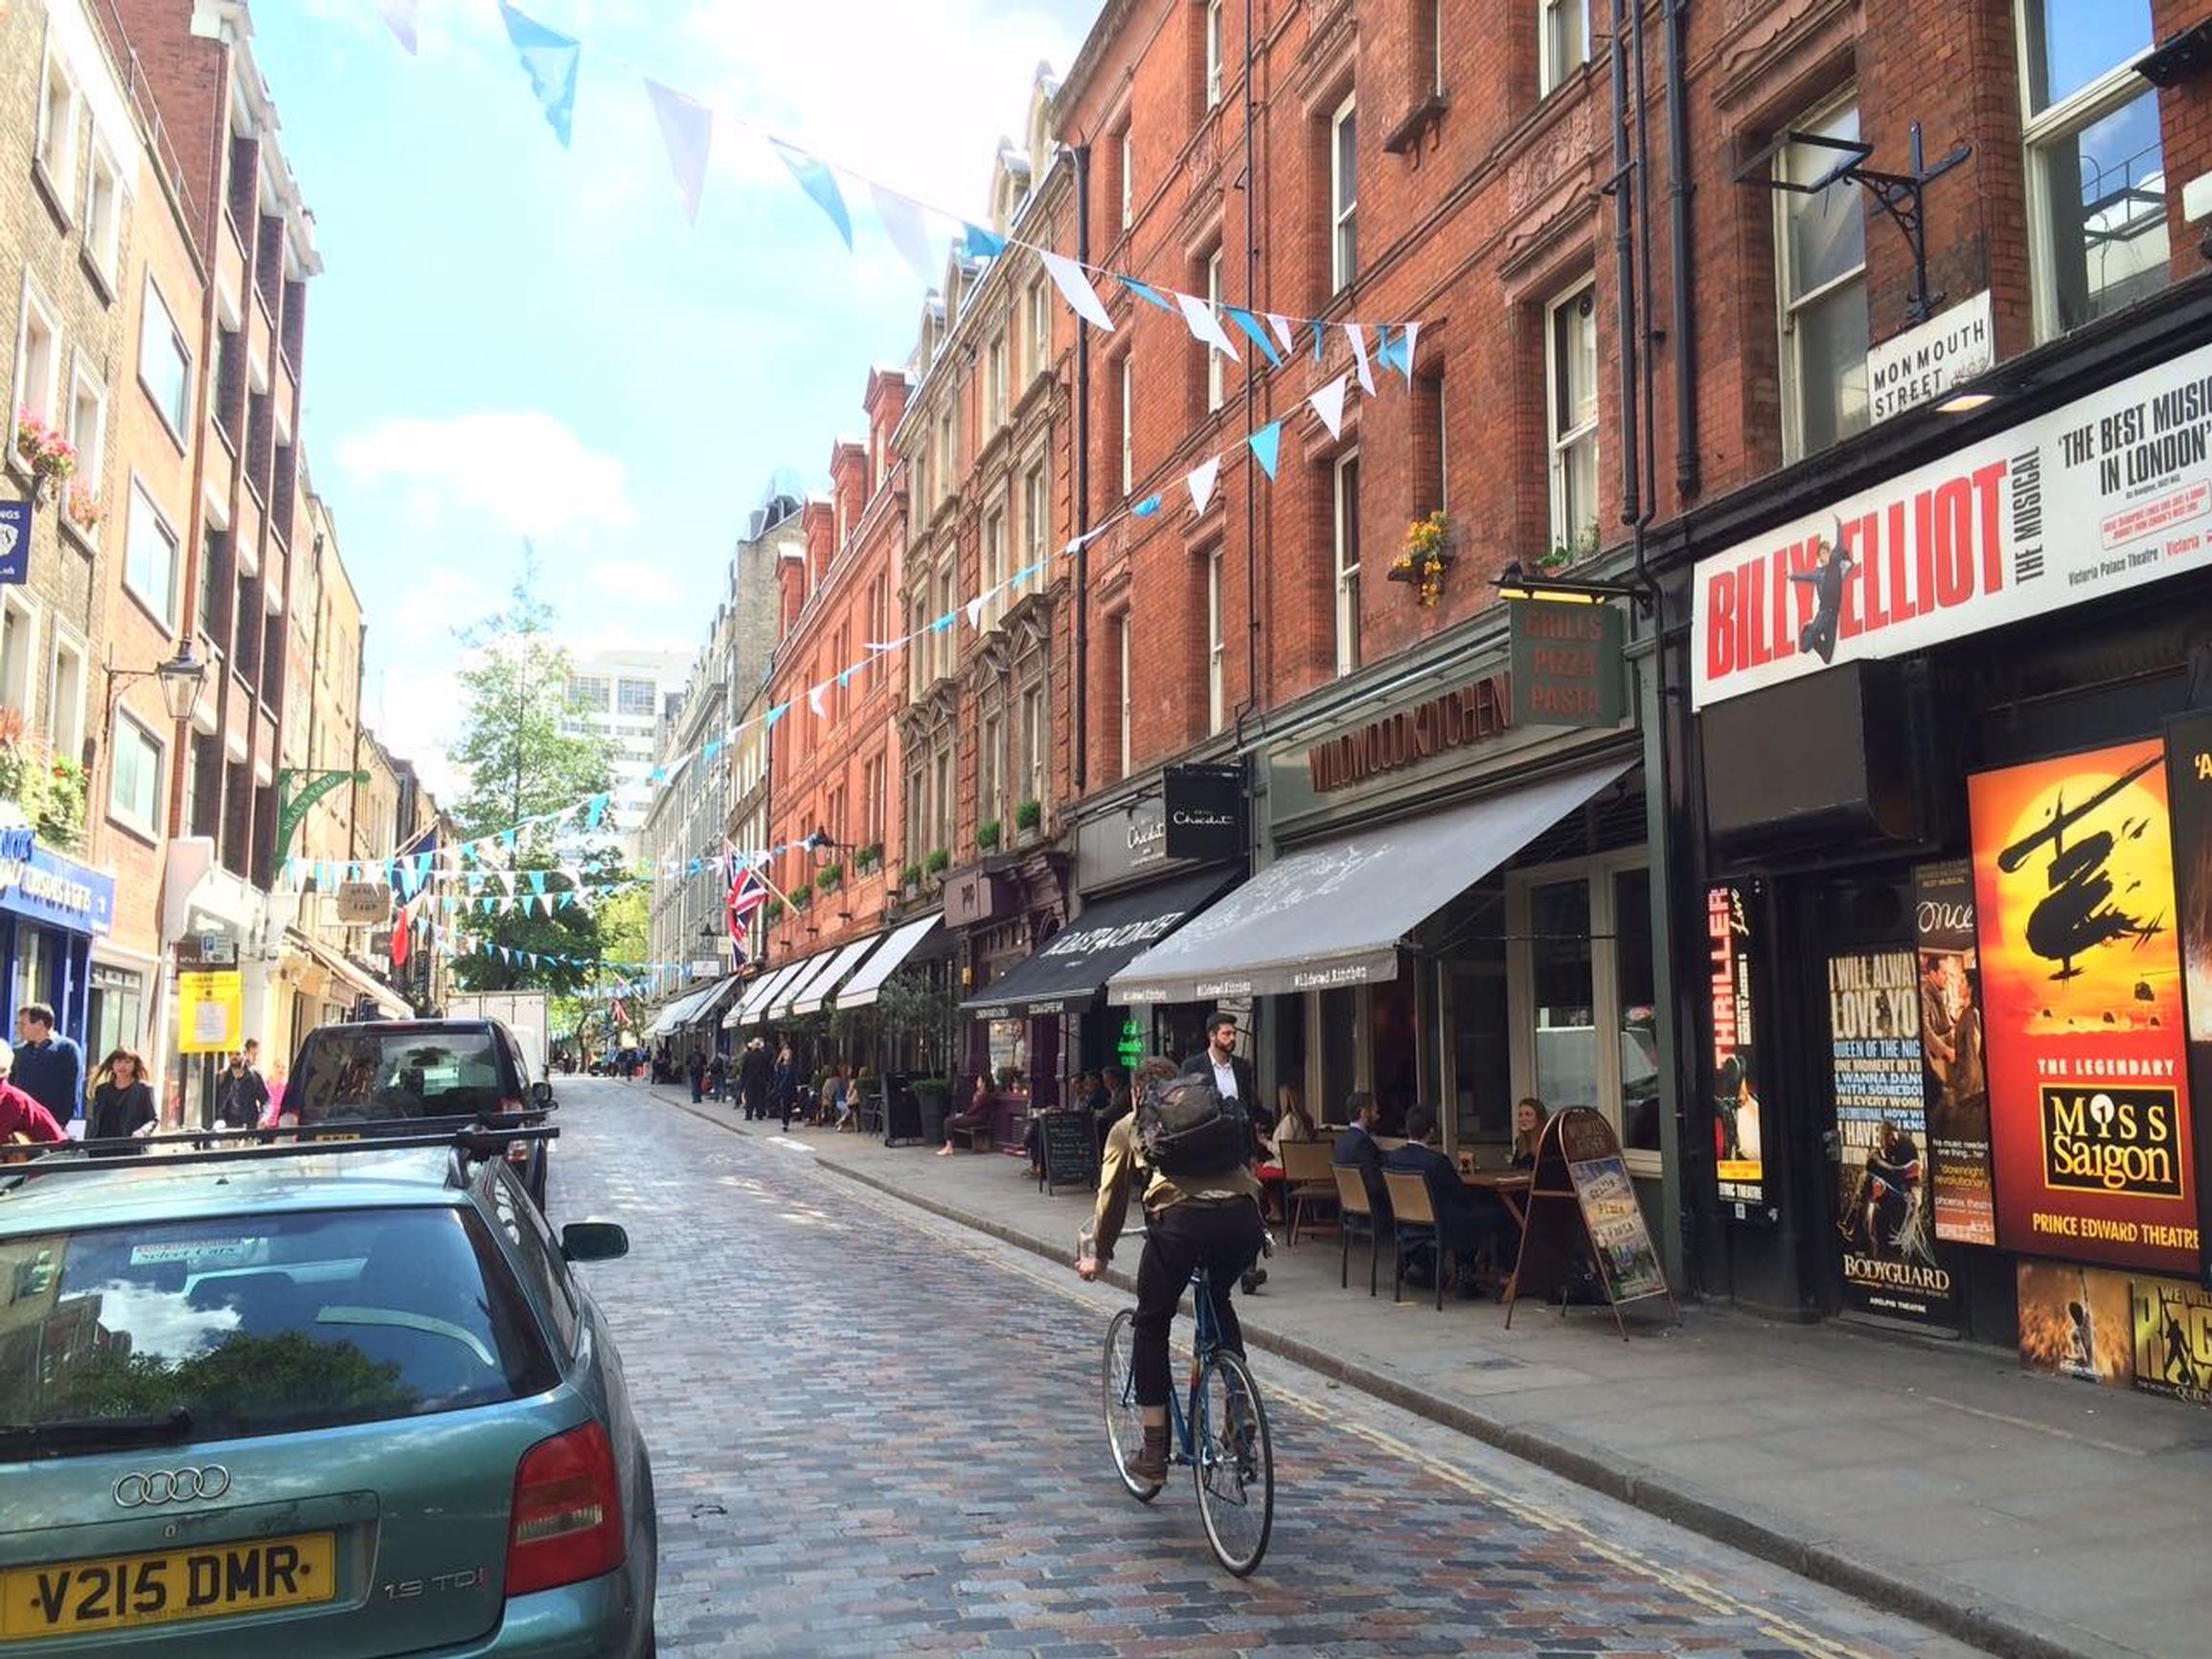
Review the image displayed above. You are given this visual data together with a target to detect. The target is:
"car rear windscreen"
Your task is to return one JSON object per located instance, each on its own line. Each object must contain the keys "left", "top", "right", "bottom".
{"left": 0, "top": 1208, "right": 555, "bottom": 1445}
{"left": 291, "top": 1030, "right": 507, "bottom": 1123}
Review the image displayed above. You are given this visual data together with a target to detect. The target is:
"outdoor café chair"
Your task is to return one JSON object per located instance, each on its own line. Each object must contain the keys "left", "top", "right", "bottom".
{"left": 1331, "top": 1164, "right": 1384, "bottom": 1297}
{"left": 1382, "top": 1169, "right": 1448, "bottom": 1311}
{"left": 1280, "top": 1139, "right": 1339, "bottom": 1245}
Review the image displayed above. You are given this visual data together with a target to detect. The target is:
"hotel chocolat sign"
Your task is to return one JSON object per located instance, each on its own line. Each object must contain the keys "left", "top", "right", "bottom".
{"left": 1307, "top": 675, "right": 1511, "bottom": 793}
{"left": 1694, "top": 341, "right": 2212, "bottom": 710}
{"left": 1507, "top": 600, "right": 1625, "bottom": 728}
{"left": 1162, "top": 765, "right": 1243, "bottom": 861}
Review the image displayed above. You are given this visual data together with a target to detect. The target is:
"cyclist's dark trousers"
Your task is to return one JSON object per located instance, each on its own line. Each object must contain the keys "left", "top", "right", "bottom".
{"left": 1132, "top": 1200, "right": 1266, "bottom": 1408}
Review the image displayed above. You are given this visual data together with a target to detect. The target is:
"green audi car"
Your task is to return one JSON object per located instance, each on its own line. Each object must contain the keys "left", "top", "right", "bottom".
{"left": 0, "top": 1136, "right": 657, "bottom": 1655}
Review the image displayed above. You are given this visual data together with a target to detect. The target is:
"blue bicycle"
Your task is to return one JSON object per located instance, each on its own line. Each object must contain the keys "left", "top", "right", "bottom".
{"left": 1101, "top": 1263, "right": 1276, "bottom": 1575}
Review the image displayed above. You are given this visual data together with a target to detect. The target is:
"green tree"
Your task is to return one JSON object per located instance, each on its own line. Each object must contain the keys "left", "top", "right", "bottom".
{"left": 550, "top": 884, "right": 649, "bottom": 1044}
{"left": 445, "top": 562, "right": 620, "bottom": 996}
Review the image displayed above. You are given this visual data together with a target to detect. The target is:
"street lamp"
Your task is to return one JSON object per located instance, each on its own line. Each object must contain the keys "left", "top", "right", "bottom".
{"left": 103, "top": 637, "right": 211, "bottom": 733}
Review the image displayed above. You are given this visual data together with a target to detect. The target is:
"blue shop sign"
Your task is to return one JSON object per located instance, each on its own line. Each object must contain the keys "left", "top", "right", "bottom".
{"left": 0, "top": 830, "right": 116, "bottom": 936}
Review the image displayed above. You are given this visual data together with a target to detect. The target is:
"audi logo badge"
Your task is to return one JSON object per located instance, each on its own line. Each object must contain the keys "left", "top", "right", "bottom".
{"left": 113, "top": 1466, "right": 231, "bottom": 1508}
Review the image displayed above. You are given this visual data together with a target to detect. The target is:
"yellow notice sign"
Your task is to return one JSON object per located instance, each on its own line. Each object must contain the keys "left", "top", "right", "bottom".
{"left": 176, "top": 971, "right": 243, "bottom": 1055}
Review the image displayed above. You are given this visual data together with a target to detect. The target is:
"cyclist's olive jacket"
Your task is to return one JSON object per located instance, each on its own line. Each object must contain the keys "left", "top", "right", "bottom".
{"left": 1090, "top": 1113, "right": 1263, "bottom": 1265}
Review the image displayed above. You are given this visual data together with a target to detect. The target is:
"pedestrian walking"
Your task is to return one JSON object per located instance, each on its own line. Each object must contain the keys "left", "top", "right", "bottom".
{"left": 86, "top": 1048, "right": 157, "bottom": 1154}
{"left": 706, "top": 1051, "right": 728, "bottom": 1104}
{"left": 215, "top": 1040, "right": 271, "bottom": 1129}
{"left": 0, "top": 1041, "right": 68, "bottom": 1152}
{"left": 11, "top": 1003, "right": 84, "bottom": 1131}
{"left": 773, "top": 1043, "right": 800, "bottom": 1131}
{"left": 687, "top": 1050, "right": 706, "bottom": 1103}
{"left": 740, "top": 1037, "right": 772, "bottom": 1119}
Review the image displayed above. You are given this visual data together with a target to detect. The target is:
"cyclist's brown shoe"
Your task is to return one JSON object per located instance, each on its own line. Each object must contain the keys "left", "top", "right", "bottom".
{"left": 1128, "top": 1425, "right": 1170, "bottom": 1485}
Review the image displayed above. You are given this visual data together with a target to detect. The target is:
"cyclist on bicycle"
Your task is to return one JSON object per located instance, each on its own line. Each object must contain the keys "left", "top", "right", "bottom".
{"left": 1076, "top": 1056, "right": 1266, "bottom": 1484}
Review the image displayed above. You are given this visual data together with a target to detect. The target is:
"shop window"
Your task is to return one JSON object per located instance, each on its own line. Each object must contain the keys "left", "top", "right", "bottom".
{"left": 1774, "top": 94, "right": 1869, "bottom": 462}
{"left": 1318, "top": 987, "right": 1360, "bottom": 1125}
{"left": 1205, "top": 545, "right": 1226, "bottom": 735}
{"left": 13, "top": 283, "right": 61, "bottom": 426}
{"left": 1330, "top": 96, "right": 1357, "bottom": 293}
{"left": 1528, "top": 878, "right": 1596, "bottom": 1109}
{"left": 138, "top": 276, "right": 194, "bottom": 443}
{"left": 110, "top": 712, "right": 164, "bottom": 837}
{"left": 1333, "top": 449, "right": 1361, "bottom": 678}
{"left": 1545, "top": 282, "right": 1599, "bottom": 558}
{"left": 2018, "top": 1, "right": 2166, "bottom": 339}
{"left": 1539, "top": 0, "right": 1589, "bottom": 97}
{"left": 1613, "top": 867, "right": 1660, "bottom": 1151}
{"left": 125, "top": 484, "right": 179, "bottom": 626}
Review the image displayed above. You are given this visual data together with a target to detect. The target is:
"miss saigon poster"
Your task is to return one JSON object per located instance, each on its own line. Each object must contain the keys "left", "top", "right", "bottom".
{"left": 1968, "top": 739, "right": 2199, "bottom": 1278}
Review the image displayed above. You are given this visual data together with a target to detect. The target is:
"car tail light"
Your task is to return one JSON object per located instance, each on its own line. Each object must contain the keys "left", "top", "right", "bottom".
{"left": 506, "top": 1421, "right": 624, "bottom": 1596}
{"left": 498, "top": 1098, "right": 531, "bottom": 1162}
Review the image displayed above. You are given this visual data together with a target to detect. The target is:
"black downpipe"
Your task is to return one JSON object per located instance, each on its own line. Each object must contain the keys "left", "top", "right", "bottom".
{"left": 1072, "top": 143, "right": 1092, "bottom": 791}
{"left": 1608, "top": 2, "right": 1641, "bottom": 527}
{"left": 1237, "top": 0, "right": 1261, "bottom": 732}
{"left": 1663, "top": 0, "right": 1699, "bottom": 502}
{"left": 1631, "top": 0, "right": 1657, "bottom": 540}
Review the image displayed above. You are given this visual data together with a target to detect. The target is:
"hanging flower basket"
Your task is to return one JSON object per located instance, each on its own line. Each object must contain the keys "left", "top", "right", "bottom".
{"left": 13, "top": 411, "right": 77, "bottom": 505}
{"left": 1385, "top": 510, "right": 1455, "bottom": 609}
{"left": 64, "top": 481, "right": 102, "bottom": 534}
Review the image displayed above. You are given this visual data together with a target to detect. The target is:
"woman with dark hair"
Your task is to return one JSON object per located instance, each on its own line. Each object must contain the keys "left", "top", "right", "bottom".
{"left": 87, "top": 1048, "right": 157, "bottom": 1152}
{"left": 938, "top": 1073, "right": 995, "bottom": 1155}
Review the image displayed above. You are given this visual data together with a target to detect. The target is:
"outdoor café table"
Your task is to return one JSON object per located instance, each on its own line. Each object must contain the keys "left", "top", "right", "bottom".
{"left": 1460, "top": 1169, "right": 1534, "bottom": 1226}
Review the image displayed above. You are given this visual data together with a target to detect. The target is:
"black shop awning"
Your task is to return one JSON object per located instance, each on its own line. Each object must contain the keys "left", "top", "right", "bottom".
{"left": 961, "top": 869, "right": 1235, "bottom": 1020}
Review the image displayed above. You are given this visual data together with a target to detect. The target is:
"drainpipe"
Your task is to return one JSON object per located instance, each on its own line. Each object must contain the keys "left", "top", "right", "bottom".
{"left": 1663, "top": 0, "right": 1699, "bottom": 502}
{"left": 1071, "top": 143, "right": 1092, "bottom": 793}
{"left": 1608, "top": 0, "right": 1641, "bottom": 527}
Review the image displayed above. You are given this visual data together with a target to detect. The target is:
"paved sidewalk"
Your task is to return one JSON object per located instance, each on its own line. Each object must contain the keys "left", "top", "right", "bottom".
{"left": 638, "top": 1083, "right": 2205, "bottom": 1659}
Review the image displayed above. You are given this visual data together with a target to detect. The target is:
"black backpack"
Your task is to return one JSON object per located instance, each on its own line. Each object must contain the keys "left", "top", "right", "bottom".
{"left": 1135, "top": 1075, "right": 1251, "bottom": 1178}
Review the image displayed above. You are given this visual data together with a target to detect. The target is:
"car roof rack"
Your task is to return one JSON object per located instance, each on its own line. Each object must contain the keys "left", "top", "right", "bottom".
{"left": 0, "top": 1122, "right": 559, "bottom": 1187}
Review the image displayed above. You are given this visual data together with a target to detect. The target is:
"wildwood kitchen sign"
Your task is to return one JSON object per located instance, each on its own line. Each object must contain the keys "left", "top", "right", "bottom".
{"left": 1307, "top": 675, "right": 1510, "bottom": 793}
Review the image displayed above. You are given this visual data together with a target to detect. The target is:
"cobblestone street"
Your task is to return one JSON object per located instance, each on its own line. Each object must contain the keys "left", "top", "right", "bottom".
{"left": 553, "top": 1082, "right": 1973, "bottom": 1658}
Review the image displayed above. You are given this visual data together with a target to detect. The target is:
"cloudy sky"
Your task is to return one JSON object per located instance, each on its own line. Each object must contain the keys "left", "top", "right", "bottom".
{"left": 258, "top": 0, "right": 1102, "bottom": 802}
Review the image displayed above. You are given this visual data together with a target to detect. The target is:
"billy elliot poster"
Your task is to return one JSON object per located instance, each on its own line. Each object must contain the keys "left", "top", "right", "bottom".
{"left": 1916, "top": 859, "right": 1997, "bottom": 1245}
{"left": 1968, "top": 739, "right": 2199, "bottom": 1278}
{"left": 1707, "top": 884, "right": 1765, "bottom": 1217}
{"left": 1829, "top": 946, "right": 1955, "bottom": 1326}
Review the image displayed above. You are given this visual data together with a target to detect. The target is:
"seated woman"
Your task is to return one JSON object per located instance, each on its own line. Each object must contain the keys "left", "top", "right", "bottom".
{"left": 1253, "top": 1083, "right": 1317, "bottom": 1221}
{"left": 937, "top": 1074, "right": 995, "bottom": 1156}
{"left": 1472, "top": 1097, "right": 1551, "bottom": 1279}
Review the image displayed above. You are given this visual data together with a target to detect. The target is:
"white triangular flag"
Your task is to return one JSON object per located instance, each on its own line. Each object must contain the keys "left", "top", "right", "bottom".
{"left": 1039, "top": 250, "right": 1115, "bottom": 332}
{"left": 1266, "top": 312, "right": 1297, "bottom": 355}
{"left": 965, "top": 594, "right": 987, "bottom": 630}
{"left": 1187, "top": 455, "right": 1221, "bottom": 515}
{"left": 1346, "top": 323, "right": 1376, "bottom": 395}
{"left": 1176, "top": 292, "right": 1239, "bottom": 359}
{"left": 871, "top": 181, "right": 940, "bottom": 288}
{"left": 1309, "top": 373, "right": 1350, "bottom": 440}
{"left": 1395, "top": 320, "right": 1420, "bottom": 384}
{"left": 808, "top": 683, "right": 827, "bottom": 717}
{"left": 376, "top": 0, "right": 419, "bottom": 53}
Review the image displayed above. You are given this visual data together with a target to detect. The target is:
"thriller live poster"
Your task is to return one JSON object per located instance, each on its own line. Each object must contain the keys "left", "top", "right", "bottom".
{"left": 1707, "top": 884, "right": 1765, "bottom": 1217}
{"left": 1969, "top": 739, "right": 2199, "bottom": 1277}
{"left": 1829, "top": 946, "right": 1955, "bottom": 1326}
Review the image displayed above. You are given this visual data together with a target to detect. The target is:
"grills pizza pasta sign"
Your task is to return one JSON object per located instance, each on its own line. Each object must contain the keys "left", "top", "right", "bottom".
{"left": 1692, "top": 344, "right": 2212, "bottom": 710}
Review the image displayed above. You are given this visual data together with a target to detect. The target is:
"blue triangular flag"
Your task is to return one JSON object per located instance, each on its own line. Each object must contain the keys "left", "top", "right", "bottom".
{"left": 1119, "top": 277, "right": 1175, "bottom": 311}
{"left": 963, "top": 222, "right": 1005, "bottom": 259}
{"left": 1131, "top": 494, "right": 1164, "bottom": 517}
{"left": 529, "top": 872, "right": 547, "bottom": 896}
{"left": 502, "top": 829, "right": 519, "bottom": 851}
{"left": 497, "top": 2, "right": 580, "bottom": 148}
{"left": 1225, "top": 307, "right": 1283, "bottom": 365}
{"left": 772, "top": 138, "right": 853, "bottom": 248}
{"left": 584, "top": 793, "right": 609, "bottom": 830}
{"left": 1248, "top": 420, "right": 1283, "bottom": 479}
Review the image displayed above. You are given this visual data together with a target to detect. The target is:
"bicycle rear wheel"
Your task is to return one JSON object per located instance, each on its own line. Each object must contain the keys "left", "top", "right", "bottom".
{"left": 1192, "top": 1348, "right": 1273, "bottom": 1576}
{"left": 1102, "top": 1308, "right": 1162, "bottom": 1502}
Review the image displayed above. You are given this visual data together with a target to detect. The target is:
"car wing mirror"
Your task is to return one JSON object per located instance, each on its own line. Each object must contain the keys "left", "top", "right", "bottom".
{"left": 560, "top": 1220, "right": 628, "bottom": 1262}
{"left": 529, "top": 1080, "right": 556, "bottom": 1110}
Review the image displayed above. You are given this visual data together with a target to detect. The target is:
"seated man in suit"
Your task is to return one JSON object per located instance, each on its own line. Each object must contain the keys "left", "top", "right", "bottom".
{"left": 1382, "top": 1106, "right": 1487, "bottom": 1298}
{"left": 1332, "top": 1091, "right": 1392, "bottom": 1231}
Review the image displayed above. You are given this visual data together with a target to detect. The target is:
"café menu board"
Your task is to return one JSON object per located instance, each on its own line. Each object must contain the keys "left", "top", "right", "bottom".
{"left": 1916, "top": 859, "right": 1997, "bottom": 1245}
{"left": 1969, "top": 739, "right": 2199, "bottom": 1278}
{"left": 1828, "top": 946, "right": 1955, "bottom": 1328}
{"left": 2167, "top": 711, "right": 2212, "bottom": 1291}
{"left": 1707, "top": 884, "right": 1767, "bottom": 1219}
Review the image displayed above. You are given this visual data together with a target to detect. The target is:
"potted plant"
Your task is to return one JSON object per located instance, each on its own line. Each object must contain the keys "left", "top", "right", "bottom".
{"left": 816, "top": 861, "right": 844, "bottom": 893}
{"left": 764, "top": 898, "right": 786, "bottom": 924}
{"left": 36, "top": 755, "right": 85, "bottom": 851}
{"left": 925, "top": 847, "right": 950, "bottom": 876}
{"left": 899, "top": 861, "right": 924, "bottom": 891}
{"left": 12, "top": 410, "right": 77, "bottom": 505}
{"left": 0, "top": 709, "right": 47, "bottom": 820}
{"left": 975, "top": 818, "right": 1003, "bottom": 852}
{"left": 1538, "top": 522, "right": 1602, "bottom": 574}
{"left": 1014, "top": 798, "right": 1042, "bottom": 836}
{"left": 790, "top": 885, "right": 812, "bottom": 911}
{"left": 1385, "top": 509, "right": 1454, "bottom": 609}
{"left": 64, "top": 481, "right": 102, "bottom": 535}
{"left": 855, "top": 842, "right": 883, "bottom": 874}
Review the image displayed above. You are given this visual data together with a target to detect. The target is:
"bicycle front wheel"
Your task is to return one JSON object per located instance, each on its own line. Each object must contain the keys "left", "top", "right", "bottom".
{"left": 1193, "top": 1348, "right": 1273, "bottom": 1576}
{"left": 1102, "top": 1308, "right": 1161, "bottom": 1502}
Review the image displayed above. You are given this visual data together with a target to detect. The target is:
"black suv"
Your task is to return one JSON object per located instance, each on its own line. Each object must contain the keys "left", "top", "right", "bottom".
{"left": 285, "top": 1019, "right": 556, "bottom": 1207}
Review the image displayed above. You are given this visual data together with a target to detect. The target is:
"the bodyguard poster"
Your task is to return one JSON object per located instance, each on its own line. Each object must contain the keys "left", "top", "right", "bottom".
{"left": 1829, "top": 946, "right": 1955, "bottom": 1326}
{"left": 1969, "top": 739, "right": 2199, "bottom": 1278}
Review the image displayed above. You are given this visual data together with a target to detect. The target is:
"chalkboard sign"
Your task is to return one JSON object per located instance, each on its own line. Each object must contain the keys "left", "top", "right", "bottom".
{"left": 1038, "top": 1110, "right": 1098, "bottom": 1195}
{"left": 1505, "top": 1107, "right": 1676, "bottom": 1339}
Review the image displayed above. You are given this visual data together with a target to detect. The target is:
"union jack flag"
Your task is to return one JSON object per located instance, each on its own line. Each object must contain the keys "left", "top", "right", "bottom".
{"left": 726, "top": 864, "right": 770, "bottom": 956}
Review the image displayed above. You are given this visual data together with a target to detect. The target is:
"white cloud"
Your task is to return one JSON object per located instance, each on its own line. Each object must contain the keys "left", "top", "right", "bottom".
{"left": 585, "top": 557, "right": 681, "bottom": 608}
{"left": 336, "top": 410, "right": 635, "bottom": 538}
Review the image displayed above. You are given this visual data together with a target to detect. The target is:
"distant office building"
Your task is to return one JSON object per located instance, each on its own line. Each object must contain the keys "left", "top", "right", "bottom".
{"left": 560, "top": 648, "right": 694, "bottom": 837}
